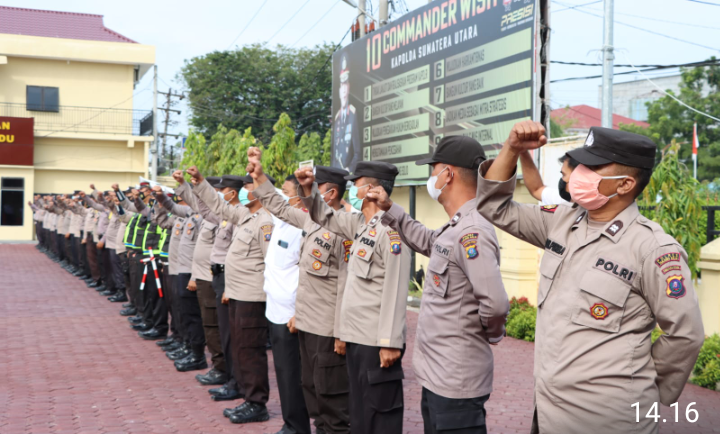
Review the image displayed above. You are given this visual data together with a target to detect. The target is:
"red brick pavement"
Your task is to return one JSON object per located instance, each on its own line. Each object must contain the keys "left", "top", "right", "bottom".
{"left": 1, "top": 244, "right": 718, "bottom": 433}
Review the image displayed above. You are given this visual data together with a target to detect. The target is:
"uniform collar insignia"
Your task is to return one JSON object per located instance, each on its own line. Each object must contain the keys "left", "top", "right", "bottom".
{"left": 451, "top": 212, "right": 461, "bottom": 225}
{"left": 369, "top": 215, "right": 379, "bottom": 226}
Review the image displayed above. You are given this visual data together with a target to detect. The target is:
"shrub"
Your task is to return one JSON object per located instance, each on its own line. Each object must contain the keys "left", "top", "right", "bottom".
{"left": 690, "top": 334, "right": 720, "bottom": 390}
{"left": 506, "top": 296, "right": 537, "bottom": 342}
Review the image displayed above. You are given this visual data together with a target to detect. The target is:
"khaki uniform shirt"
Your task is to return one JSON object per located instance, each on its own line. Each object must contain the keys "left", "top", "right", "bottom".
{"left": 255, "top": 180, "right": 350, "bottom": 338}
{"left": 159, "top": 195, "right": 200, "bottom": 275}
{"left": 209, "top": 212, "right": 235, "bottom": 266}
{"left": 56, "top": 210, "right": 67, "bottom": 235}
{"left": 69, "top": 205, "right": 83, "bottom": 238}
{"left": 105, "top": 209, "right": 121, "bottom": 250}
{"left": 194, "top": 179, "right": 273, "bottom": 302}
{"left": 301, "top": 183, "right": 411, "bottom": 349}
{"left": 381, "top": 200, "right": 508, "bottom": 399}
{"left": 475, "top": 160, "right": 704, "bottom": 434}
{"left": 175, "top": 182, "right": 216, "bottom": 282}
{"left": 168, "top": 216, "right": 184, "bottom": 275}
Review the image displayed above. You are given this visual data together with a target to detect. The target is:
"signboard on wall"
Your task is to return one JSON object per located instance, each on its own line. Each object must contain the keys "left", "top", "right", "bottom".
{"left": 331, "top": 0, "right": 538, "bottom": 184}
{"left": 0, "top": 117, "right": 34, "bottom": 166}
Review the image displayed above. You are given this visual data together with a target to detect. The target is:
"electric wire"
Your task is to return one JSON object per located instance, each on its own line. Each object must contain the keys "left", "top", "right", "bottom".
{"left": 225, "top": 0, "right": 270, "bottom": 50}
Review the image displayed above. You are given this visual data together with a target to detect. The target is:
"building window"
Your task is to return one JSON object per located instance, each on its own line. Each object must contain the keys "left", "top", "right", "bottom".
{"left": 0, "top": 177, "right": 24, "bottom": 226}
{"left": 26, "top": 86, "right": 59, "bottom": 112}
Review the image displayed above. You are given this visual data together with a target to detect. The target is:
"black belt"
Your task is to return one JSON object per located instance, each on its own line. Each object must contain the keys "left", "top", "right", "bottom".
{"left": 211, "top": 264, "right": 224, "bottom": 275}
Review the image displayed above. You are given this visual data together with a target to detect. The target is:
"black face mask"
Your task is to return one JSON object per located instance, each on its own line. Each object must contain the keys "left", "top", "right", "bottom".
{"left": 558, "top": 178, "right": 572, "bottom": 202}
{"left": 139, "top": 192, "right": 145, "bottom": 200}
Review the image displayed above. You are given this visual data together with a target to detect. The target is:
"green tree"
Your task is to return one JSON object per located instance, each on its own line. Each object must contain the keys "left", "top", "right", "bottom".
{"left": 321, "top": 128, "right": 332, "bottom": 166}
{"left": 179, "top": 131, "right": 209, "bottom": 174}
{"left": 620, "top": 57, "right": 720, "bottom": 182}
{"left": 638, "top": 142, "right": 704, "bottom": 276}
{"left": 262, "top": 113, "right": 298, "bottom": 181}
{"left": 217, "top": 127, "right": 256, "bottom": 176}
{"left": 179, "top": 43, "right": 335, "bottom": 143}
{"left": 296, "top": 131, "right": 323, "bottom": 165}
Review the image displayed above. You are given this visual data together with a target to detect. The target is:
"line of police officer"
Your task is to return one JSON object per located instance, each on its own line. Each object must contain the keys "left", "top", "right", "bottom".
{"left": 29, "top": 121, "right": 704, "bottom": 434}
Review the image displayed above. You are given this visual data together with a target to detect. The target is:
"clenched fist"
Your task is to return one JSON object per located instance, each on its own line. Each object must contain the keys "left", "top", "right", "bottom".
{"left": 506, "top": 120, "right": 547, "bottom": 153}
{"left": 111, "top": 183, "right": 120, "bottom": 191}
{"left": 365, "top": 186, "right": 392, "bottom": 211}
{"left": 186, "top": 166, "right": 203, "bottom": 182}
{"left": 172, "top": 170, "right": 185, "bottom": 184}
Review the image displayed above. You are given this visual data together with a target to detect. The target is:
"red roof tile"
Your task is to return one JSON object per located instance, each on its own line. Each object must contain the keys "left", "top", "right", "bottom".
{"left": 0, "top": 6, "right": 136, "bottom": 44}
{"left": 551, "top": 104, "right": 649, "bottom": 130}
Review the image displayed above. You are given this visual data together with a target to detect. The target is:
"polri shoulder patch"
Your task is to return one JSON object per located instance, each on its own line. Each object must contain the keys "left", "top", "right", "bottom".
{"left": 261, "top": 224, "right": 273, "bottom": 242}
{"left": 666, "top": 275, "right": 686, "bottom": 299}
{"left": 388, "top": 230, "right": 402, "bottom": 255}
{"left": 655, "top": 252, "right": 680, "bottom": 268}
{"left": 343, "top": 240, "right": 353, "bottom": 263}
{"left": 662, "top": 265, "right": 681, "bottom": 274}
{"left": 459, "top": 233, "right": 479, "bottom": 259}
{"left": 541, "top": 205, "right": 558, "bottom": 213}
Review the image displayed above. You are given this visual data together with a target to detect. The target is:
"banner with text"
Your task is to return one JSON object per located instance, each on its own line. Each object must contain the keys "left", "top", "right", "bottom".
{"left": 331, "top": 0, "right": 537, "bottom": 184}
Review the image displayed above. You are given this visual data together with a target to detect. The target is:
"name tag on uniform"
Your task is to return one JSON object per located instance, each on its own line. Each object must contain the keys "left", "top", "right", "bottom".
{"left": 278, "top": 240, "right": 288, "bottom": 249}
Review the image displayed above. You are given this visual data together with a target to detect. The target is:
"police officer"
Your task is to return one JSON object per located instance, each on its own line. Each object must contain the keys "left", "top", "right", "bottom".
{"left": 366, "top": 136, "right": 509, "bottom": 434}
{"left": 296, "top": 161, "right": 410, "bottom": 434}
{"left": 333, "top": 54, "right": 361, "bottom": 173}
{"left": 250, "top": 158, "right": 352, "bottom": 434}
{"left": 476, "top": 121, "right": 705, "bottom": 434}
{"left": 188, "top": 165, "right": 275, "bottom": 425}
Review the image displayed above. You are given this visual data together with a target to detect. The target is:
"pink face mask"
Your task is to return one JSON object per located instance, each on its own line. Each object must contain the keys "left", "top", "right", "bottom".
{"left": 568, "top": 164, "right": 627, "bottom": 211}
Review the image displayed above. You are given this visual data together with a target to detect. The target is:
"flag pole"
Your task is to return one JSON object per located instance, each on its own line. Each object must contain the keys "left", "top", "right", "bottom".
{"left": 692, "top": 123, "right": 698, "bottom": 180}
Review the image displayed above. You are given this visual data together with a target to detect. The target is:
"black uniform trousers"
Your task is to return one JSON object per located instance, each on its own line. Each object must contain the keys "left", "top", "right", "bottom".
{"left": 99, "top": 246, "right": 115, "bottom": 292}
{"left": 298, "top": 331, "right": 350, "bottom": 434}
{"left": 134, "top": 254, "right": 168, "bottom": 334}
{"left": 228, "top": 299, "right": 269, "bottom": 405}
{"left": 86, "top": 232, "right": 100, "bottom": 281}
{"left": 212, "top": 271, "right": 241, "bottom": 393}
{"left": 197, "top": 279, "right": 224, "bottom": 372}
{"left": 345, "top": 343, "right": 405, "bottom": 434}
{"left": 127, "top": 251, "right": 142, "bottom": 311}
{"left": 420, "top": 388, "right": 489, "bottom": 434}
{"left": 269, "top": 321, "right": 311, "bottom": 434}
{"left": 119, "top": 252, "right": 131, "bottom": 292}
{"left": 55, "top": 233, "right": 65, "bottom": 261}
{"left": 109, "top": 249, "right": 126, "bottom": 292}
{"left": 64, "top": 235, "right": 73, "bottom": 263}
{"left": 162, "top": 271, "right": 180, "bottom": 340}
{"left": 75, "top": 235, "right": 87, "bottom": 274}
{"left": 177, "top": 273, "right": 205, "bottom": 353}
{"left": 171, "top": 273, "right": 188, "bottom": 343}
{"left": 67, "top": 235, "right": 78, "bottom": 267}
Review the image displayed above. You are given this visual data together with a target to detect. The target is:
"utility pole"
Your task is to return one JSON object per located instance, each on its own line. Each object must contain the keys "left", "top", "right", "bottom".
{"left": 358, "top": 0, "right": 366, "bottom": 37}
{"left": 157, "top": 88, "right": 184, "bottom": 173}
{"left": 601, "top": 0, "right": 614, "bottom": 129}
{"left": 151, "top": 65, "right": 158, "bottom": 181}
{"left": 379, "top": 0, "right": 389, "bottom": 26}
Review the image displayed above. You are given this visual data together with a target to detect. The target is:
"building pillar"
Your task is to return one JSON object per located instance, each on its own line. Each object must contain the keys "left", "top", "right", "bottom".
{"left": 697, "top": 237, "right": 720, "bottom": 335}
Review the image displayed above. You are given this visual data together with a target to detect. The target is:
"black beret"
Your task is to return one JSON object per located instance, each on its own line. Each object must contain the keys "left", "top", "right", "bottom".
{"left": 206, "top": 176, "right": 222, "bottom": 188}
{"left": 217, "top": 175, "right": 245, "bottom": 190}
{"left": 315, "top": 166, "right": 350, "bottom": 186}
{"left": 416, "top": 135, "right": 486, "bottom": 169}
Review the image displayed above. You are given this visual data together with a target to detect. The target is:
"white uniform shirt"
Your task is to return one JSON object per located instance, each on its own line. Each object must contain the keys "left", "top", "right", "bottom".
{"left": 540, "top": 186, "right": 570, "bottom": 206}
{"left": 263, "top": 214, "right": 303, "bottom": 325}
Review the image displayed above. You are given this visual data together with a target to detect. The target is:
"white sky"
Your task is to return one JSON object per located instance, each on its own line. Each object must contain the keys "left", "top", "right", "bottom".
{"left": 9, "top": 0, "right": 720, "bottom": 139}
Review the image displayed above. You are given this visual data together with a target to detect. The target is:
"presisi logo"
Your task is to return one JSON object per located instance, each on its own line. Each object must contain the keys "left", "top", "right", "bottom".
{"left": 501, "top": 4, "right": 533, "bottom": 27}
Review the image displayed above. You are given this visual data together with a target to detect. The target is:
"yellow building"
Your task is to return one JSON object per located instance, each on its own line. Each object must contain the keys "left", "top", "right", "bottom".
{"left": 0, "top": 5, "right": 155, "bottom": 241}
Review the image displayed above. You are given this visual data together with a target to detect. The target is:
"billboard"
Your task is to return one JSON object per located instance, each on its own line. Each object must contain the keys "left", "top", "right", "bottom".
{"left": 0, "top": 117, "right": 34, "bottom": 166}
{"left": 331, "top": 0, "right": 538, "bottom": 184}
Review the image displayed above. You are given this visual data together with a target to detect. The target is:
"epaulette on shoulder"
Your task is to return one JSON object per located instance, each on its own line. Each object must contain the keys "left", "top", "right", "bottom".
{"left": 349, "top": 104, "right": 356, "bottom": 113}
{"left": 636, "top": 214, "right": 678, "bottom": 247}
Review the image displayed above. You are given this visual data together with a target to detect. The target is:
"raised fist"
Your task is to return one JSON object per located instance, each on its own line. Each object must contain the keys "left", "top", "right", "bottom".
{"left": 365, "top": 186, "right": 392, "bottom": 211}
{"left": 89, "top": 184, "right": 96, "bottom": 191}
{"left": 186, "top": 166, "right": 203, "bottom": 182}
{"left": 295, "top": 166, "right": 314, "bottom": 188}
{"left": 172, "top": 170, "right": 185, "bottom": 184}
{"left": 506, "top": 120, "right": 547, "bottom": 152}
{"left": 152, "top": 185, "right": 163, "bottom": 193}
{"left": 248, "top": 146, "right": 262, "bottom": 165}
{"left": 111, "top": 183, "right": 120, "bottom": 191}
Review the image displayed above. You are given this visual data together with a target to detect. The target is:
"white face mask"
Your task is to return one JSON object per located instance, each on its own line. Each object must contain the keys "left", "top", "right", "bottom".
{"left": 426, "top": 166, "right": 452, "bottom": 201}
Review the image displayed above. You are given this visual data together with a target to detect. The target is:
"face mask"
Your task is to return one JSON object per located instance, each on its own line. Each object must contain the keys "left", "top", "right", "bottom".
{"left": 139, "top": 192, "right": 145, "bottom": 200}
{"left": 321, "top": 188, "right": 335, "bottom": 203}
{"left": 349, "top": 184, "right": 371, "bottom": 211}
{"left": 218, "top": 191, "right": 229, "bottom": 204}
{"left": 558, "top": 178, "right": 572, "bottom": 202}
{"left": 568, "top": 164, "right": 628, "bottom": 211}
{"left": 426, "top": 166, "right": 452, "bottom": 201}
{"left": 238, "top": 187, "right": 256, "bottom": 206}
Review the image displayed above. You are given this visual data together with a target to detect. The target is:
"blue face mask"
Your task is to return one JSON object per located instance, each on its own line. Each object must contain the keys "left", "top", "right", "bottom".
{"left": 348, "top": 184, "right": 370, "bottom": 211}
{"left": 218, "top": 191, "right": 229, "bottom": 204}
{"left": 238, "top": 187, "right": 256, "bottom": 206}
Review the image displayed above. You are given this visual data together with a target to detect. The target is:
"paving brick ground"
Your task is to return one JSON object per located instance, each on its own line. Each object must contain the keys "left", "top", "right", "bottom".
{"left": 1, "top": 244, "right": 719, "bottom": 433}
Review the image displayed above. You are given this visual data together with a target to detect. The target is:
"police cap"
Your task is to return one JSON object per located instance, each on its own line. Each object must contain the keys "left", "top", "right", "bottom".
{"left": 415, "top": 135, "right": 486, "bottom": 170}
{"left": 217, "top": 175, "right": 245, "bottom": 190}
{"left": 345, "top": 161, "right": 399, "bottom": 182}
{"left": 566, "top": 127, "right": 657, "bottom": 170}
{"left": 315, "top": 166, "right": 349, "bottom": 186}
{"left": 239, "top": 174, "right": 276, "bottom": 186}
{"left": 206, "top": 176, "right": 222, "bottom": 188}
